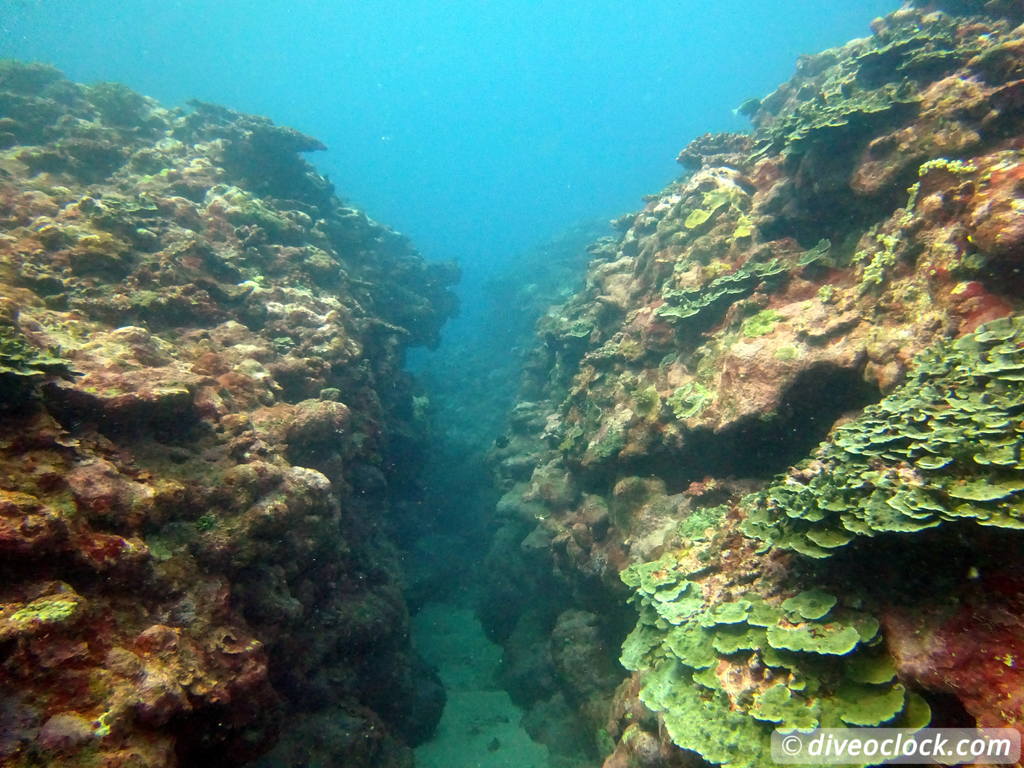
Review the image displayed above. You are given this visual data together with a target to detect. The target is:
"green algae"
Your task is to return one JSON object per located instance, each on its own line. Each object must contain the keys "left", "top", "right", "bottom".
{"left": 798, "top": 239, "right": 833, "bottom": 268}
{"left": 732, "top": 214, "right": 755, "bottom": 240}
{"left": 586, "top": 422, "right": 627, "bottom": 462}
{"left": 632, "top": 385, "right": 662, "bottom": 419}
{"left": 857, "top": 231, "right": 902, "bottom": 291}
{"left": 918, "top": 157, "right": 978, "bottom": 176}
{"left": 195, "top": 513, "right": 219, "bottom": 532}
{"left": 678, "top": 504, "right": 727, "bottom": 542}
{"left": 741, "top": 309, "right": 782, "bottom": 338}
{"left": 685, "top": 208, "right": 713, "bottom": 229}
{"left": 682, "top": 186, "right": 745, "bottom": 233}
{"left": 667, "top": 381, "right": 712, "bottom": 421}
{"left": 9, "top": 596, "right": 82, "bottom": 629}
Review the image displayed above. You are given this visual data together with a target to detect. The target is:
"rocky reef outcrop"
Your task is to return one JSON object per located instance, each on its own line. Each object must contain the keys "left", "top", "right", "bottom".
{"left": 482, "top": 3, "right": 1024, "bottom": 766}
{"left": 0, "top": 62, "right": 455, "bottom": 767}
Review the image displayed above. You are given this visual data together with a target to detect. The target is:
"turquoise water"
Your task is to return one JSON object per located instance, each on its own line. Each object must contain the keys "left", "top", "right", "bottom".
{"left": 2, "top": 0, "right": 895, "bottom": 341}
{"left": 413, "top": 604, "right": 549, "bottom": 768}
{"left": 0, "top": 3, "right": 903, "bottom": 765}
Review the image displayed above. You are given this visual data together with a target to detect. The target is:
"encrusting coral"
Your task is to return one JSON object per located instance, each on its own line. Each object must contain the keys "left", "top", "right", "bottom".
{"left": 0, "top": 62, "right": 455, "bottom": 767}
{"left": 480, "top": 3, "right": 1024, "bottom": 766}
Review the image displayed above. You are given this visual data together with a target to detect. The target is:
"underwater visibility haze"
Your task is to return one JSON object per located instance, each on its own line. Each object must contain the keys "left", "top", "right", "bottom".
{"left": 3, "top": 0, "right": 895, "bottom": 339}
{"left": 3, "top": 1, "right": 1024, "bottom": 767}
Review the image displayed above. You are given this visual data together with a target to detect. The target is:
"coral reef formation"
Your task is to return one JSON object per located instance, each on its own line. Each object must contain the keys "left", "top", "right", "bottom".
{"left": 481, "top": 3, "right": 1024, "bottom": 766}
{"left": 0, "top": 62, "right": 455, "bottom": 767}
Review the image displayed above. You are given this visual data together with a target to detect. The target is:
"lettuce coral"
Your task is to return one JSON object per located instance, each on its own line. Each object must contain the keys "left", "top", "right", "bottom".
{"left": 619, "top": 555, "right": 925, "bottom": 768}
{"left": 742, "top": 315, "right": 1024, "bottom": 557}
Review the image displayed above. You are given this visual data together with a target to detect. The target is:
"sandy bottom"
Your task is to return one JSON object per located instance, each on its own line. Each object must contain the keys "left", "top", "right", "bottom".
{"left": 413, "top": 603, "right": 550, "bottom": 768}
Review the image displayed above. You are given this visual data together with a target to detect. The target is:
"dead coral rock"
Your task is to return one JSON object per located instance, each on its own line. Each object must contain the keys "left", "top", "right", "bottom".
{"left": 284, "top": 399, "right": 352, "bottom": 446}
{"left": 0, "top": 61, "right": 454, "bottom": 767}
{"left": 965, "top": 150, "right": 1024, "bottom": 258}
{"left": 852, "top": 74, "right": 988, "bottom": 196}
{"left": 72, "top": 530, "right": 151, "bottom": 578}
{"left": 36, "top": 711, "right": 95, "bottom": 753}
{"left": 256, "top": 707, "right": 414, "bottom": 768}
{"left": 524, "top": 460, "right": 579, "bottom": 512}
{"left": 132, "top": 621, "right": 273, "bottom": 730}
{"left": 709, "top": 320, "right": 867, "bottom": 428}
{"left": 131, "top": 663, "right": 191, "bottom": 727}
{"left": 550, "top": 609, "right": 621, "bottom": 700}
{"left": 885, "top": 575, "right": 1024, "bottom": 729}
{"left": 0, "top": 490, "right": 67, "bottom": 555}
{"left": 65, "top": 458, "right": 153, "bottom": 523}
{"left": 45, "top": 367, "right": 200, "bottom": 434}
{"left": 676, "top": 132, "right": 754, "bottom": 171}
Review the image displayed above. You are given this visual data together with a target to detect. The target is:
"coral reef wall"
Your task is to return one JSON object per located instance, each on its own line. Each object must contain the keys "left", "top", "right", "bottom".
{"left": 0, "top": 62, "right": 456, "bottom": 767}
{"left": 482, "top": 3, "right": 1024, "bottom": 766}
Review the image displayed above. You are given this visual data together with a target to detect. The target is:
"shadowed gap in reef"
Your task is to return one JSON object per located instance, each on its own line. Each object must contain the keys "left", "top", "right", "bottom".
{"left": 619, "top": 362, "right": 881, "bottom": 494}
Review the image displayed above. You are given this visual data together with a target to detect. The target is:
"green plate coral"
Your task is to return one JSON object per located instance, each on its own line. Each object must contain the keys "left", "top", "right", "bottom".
{"left": 620, "top": 556, "right": 928, "bottom": 768}
{"left": 0, "top": 322, "right": 79, "bottom": 404}
{"left": 742, "top": 315, "right": 1024, "bottom": 557}
{"left": 656, "top": 256, "right": 788, "bottom": 326}
{"left": 751, "top": 13, "right": 978, "bottom": 157}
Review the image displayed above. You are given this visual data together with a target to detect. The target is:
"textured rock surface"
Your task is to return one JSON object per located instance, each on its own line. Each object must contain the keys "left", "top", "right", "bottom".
{"left": 481, "top": 4, "right": 1024, "bottom": 766}
{"left": 0, "top": 63, "right": 455, "bottom": 767}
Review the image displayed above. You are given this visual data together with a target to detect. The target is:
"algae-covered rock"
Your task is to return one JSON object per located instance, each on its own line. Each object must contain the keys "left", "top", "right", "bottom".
{"left": 0, "top": 589, "right": 86, "bottom": 641}
{"left": 480, "top": 4, "right": 1024, "bottom": 766}
{"left": 0, "top": 300, "right": 79, "bottom": 406}
{"left": 0, "top": 62, "right": 455, "bottom": 768}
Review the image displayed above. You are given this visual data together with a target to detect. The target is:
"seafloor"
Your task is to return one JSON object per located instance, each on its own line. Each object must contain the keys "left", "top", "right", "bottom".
{"left": 2, "top": 1, "right": 1024, "bottom": 767}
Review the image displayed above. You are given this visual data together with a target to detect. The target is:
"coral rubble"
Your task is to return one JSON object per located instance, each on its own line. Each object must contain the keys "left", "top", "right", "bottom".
{"left": 0, "top": 62, "right": 455, "bottom": 766}
{"left": 482, "top": 3, "right": 1024, "bottom": 766}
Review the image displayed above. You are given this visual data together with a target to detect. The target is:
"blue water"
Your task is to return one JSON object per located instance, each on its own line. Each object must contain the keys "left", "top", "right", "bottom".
{"left": 2, "top": 3, "right": 907, "bottom": 765}
{"left": 2, "top": 0, "right": 895, "bottom": 340}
